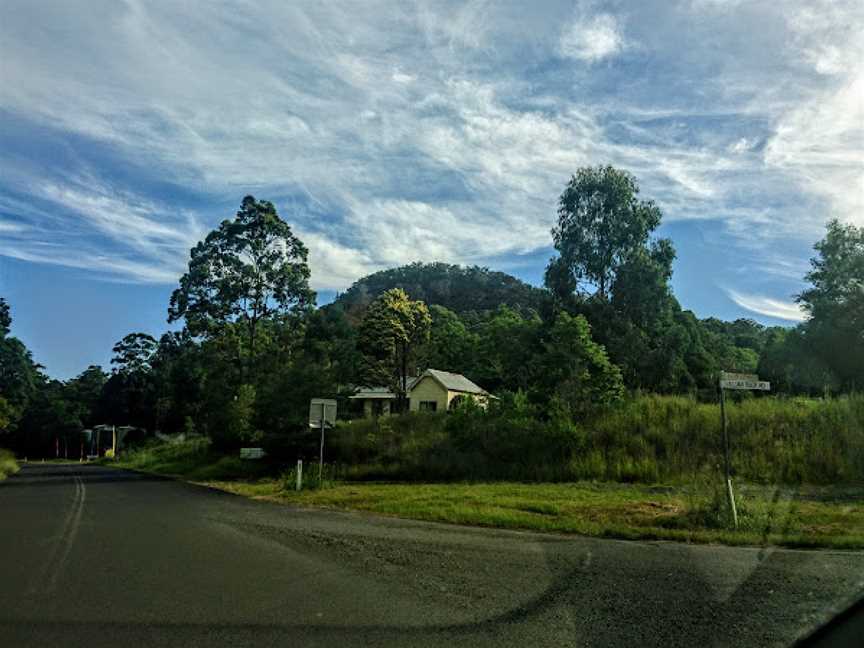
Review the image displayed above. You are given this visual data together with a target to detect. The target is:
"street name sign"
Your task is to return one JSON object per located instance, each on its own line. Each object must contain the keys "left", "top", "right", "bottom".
{"left": 720, "top": 372, "right": 770, "bottom": 391}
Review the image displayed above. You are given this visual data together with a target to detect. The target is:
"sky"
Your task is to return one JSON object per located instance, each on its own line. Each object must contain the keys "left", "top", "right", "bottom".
{"left": 1, "top": 0, "right": 862, "bottom": 379}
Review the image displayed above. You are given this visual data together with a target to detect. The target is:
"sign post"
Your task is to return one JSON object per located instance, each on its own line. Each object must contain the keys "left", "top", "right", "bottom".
{"left": 309, "top": 399, "right": 337, "bottom": 483}
{"left": 718, "top": 372, "right": 770, "bottom": 529}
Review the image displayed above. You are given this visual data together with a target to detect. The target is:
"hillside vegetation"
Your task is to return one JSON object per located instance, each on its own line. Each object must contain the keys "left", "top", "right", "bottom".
{"left": 333, "top": 394, "right": 864, "bottom": 485}
{"left": 331, "top": 262, "right": 546, "bottom": 320}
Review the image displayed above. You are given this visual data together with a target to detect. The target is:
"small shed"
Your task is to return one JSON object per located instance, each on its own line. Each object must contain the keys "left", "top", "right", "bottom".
{"left": 349, "top": 386, "right": 398, "bottom": 418}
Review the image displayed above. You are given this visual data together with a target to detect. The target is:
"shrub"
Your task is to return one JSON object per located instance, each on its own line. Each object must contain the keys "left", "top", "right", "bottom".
{"left": 330, "top": 393, "right": 864, "bottom": 485}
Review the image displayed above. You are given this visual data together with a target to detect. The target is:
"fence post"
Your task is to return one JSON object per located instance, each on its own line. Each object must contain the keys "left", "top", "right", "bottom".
{"left": 296, "top": 459, "right": 303, "bottom": 492}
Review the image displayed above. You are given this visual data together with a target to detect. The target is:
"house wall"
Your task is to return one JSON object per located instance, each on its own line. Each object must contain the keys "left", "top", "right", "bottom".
{"left": 362, "top": 399, "right": 392, "bottom": 418}
{"left": 408, "top": 376, "right": 449, "bottom": 412}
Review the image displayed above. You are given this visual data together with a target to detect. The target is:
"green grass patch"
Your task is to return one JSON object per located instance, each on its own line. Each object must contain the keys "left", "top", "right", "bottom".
{"left": 199, "top": 479, "right": 864, "bottom": 551}
{"left": 111, "top": 437, "right": 272, "bottom": 481}
{"left": 0, "top": 448, "right": 19, "bottom": 480}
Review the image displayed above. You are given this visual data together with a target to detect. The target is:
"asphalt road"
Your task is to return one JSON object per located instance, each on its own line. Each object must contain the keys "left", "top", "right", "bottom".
{"left": 1, "top": 463, "right": 862, "bottom": 647}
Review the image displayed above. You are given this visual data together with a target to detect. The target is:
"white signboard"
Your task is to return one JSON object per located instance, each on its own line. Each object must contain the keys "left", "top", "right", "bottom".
{"left": 240, "top": 447, "right": 266, "bottom": 460}
{"left": 720, "top": 376, "right": 771, "bottom": 391}
{"left": 309, "top": 398, "right": 337, "bottom": 428}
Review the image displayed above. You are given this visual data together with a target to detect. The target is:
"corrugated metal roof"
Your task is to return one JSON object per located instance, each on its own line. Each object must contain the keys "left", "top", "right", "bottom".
{"left": 349, "top": 375, "right": 422, "bottom": 399}
{"left": 423, "top": 369, "right": 486, "bottom": 394}
{"left": 349, "top": 386, "right": 396, "bottom": 399}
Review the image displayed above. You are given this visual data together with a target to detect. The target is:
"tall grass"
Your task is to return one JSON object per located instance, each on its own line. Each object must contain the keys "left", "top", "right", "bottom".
{"left": 0, "top": 448, "right": 19, "bottom": 480}
{"left": 116, "top": 436, "right": 272, "bottom": 481}
{"left": 331, "top": 394, "right": 864, "bottom": 485}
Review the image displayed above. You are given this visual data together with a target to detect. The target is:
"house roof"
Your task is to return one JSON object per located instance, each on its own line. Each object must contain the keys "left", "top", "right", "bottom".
{"left": 349, "top": 375, "right": 422, "bottom": 400}
{"left": 422, "top": 369, "right": 487, "bottom": 395}
{"left": 349, "top": 386, "right": 396, "bottom": 400}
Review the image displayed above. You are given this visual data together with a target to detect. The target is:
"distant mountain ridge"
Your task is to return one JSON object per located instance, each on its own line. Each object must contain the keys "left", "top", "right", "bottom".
{"left": 331, "top": 262, "right": 545, "bottom": 318}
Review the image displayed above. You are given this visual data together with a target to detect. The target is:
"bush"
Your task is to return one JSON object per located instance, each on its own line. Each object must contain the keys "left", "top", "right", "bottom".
{"left": 330, "top": 393, "right": 864, "bottom": 485}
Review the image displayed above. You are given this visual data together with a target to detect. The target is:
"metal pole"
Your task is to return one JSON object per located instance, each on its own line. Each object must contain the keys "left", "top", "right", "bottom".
{"left": 720, "top": 381, "right": 738, "bottom": 529}
{"left": 318, "top": 403, "right": 325, "bottom": 482}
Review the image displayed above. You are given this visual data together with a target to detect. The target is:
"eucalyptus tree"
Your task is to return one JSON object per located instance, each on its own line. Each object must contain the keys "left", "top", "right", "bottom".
{"left": 547, "top": 166, "right": 664, "bottom": 301}
{"left": 797, "top": 219, "right": 864, "bottom": 390}
{"left": 168, "top": 196, "right": 315, "bottom": 369}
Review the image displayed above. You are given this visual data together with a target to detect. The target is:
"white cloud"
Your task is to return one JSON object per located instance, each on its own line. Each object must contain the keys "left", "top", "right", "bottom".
{"left": 0, "top": 0, "right": 860, "bottom": 312}
{"left": 726, "top": 289, "right": 807, "bottom": 322}
{"left": 559, "top": 13, "right": 624, "bottom": 62}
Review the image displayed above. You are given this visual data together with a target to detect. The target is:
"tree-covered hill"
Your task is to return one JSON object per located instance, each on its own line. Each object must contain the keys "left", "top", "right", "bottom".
{"left": 331, "top": 262, "right": 546, "bottom": 320}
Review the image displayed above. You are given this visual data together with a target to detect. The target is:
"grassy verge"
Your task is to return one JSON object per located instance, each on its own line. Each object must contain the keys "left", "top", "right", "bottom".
{"left": 200, "top": 479, "right": 864, "bottom": 550}
{"left": 0, "top": 449, "right": 19, "bottom": 480}
{"left": 113, "top": 438, "right": 864, "bottom": 550}
{"left": 110, "top": 436, "right": 272, "bottom": 481}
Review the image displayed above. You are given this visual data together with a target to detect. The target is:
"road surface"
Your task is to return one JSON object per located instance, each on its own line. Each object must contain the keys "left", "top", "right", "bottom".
{"left": 1, "top": 463, "right": 862, "bottom": 647}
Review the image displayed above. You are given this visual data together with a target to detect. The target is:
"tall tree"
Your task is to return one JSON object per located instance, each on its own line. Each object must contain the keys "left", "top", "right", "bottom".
{"left": 358, "top": 288, "right": 431, "bottom": 409}
{"left": 797, "top": 219, "right": 864, "bottom": 389}
{"left": 0, "top": 298, "right": 40, "bottom": 418}
{"left": 547, "top": 166, "right": 663, "bottom": 300}
{"left": 168, "top": 196, "right": 315, "bottom": 364}
{"left": 111, "top": 333, "right": 158, "bottom": 373}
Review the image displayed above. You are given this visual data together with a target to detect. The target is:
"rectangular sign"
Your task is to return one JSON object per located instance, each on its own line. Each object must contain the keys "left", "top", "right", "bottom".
{"left": 240, "top": 447, "right": 266, "bottom": 459}
{"left": 720, "top": 372, "right": 759, "bottom": 382}
{"left": 309, "top": 398, "right": 337, "bottom": 428}
{"left": 720, "top": 379, "right": 771, "bottom": 391}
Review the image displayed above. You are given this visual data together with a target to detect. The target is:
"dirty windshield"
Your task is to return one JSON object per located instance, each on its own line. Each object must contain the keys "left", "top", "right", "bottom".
{"left": 0, "top": 2, "right": 862, "bottom": 647}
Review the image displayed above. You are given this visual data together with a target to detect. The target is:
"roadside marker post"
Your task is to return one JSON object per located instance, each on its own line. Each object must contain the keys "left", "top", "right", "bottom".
{"left": 296, "top": 459, "right": 303, "bottom": 491}
{"left": 718, "top": 372, "right": 771, "bottom": 529}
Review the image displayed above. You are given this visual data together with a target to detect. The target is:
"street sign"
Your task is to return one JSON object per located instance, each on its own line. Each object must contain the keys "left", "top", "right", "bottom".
{"left": 717, "top": 371, "right": 771, "bottom": 529}
{"left": 720, "top": 379, "right": 771, "bottom": 391}
{"left": 309, "top": 398, "right": 337, "bottom": 428}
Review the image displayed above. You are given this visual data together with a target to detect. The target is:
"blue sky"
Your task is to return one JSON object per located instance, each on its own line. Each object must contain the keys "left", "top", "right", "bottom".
{"left": 1, "top": 0, "right": 862, "bottom": 379}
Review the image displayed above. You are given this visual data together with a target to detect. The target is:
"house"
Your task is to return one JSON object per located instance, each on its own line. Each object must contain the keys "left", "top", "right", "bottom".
{"left": 350, "top": 369, "right": 489, "bottom": 417}
{"left": 408, "top": 369, "right": 489, "bottom": 412}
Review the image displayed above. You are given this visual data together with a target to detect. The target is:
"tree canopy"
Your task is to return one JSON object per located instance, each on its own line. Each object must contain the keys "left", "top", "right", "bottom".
{"left": 169, "top": 195, "right": 315, "bottom": 355}
{"left": 5, "top": 179, "right": 862, "bottom": 458}
{"left": 548, "top": 166, "right": 664, "bottom": 300}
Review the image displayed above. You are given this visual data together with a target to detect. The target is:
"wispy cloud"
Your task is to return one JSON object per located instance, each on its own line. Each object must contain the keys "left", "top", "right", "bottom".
{"left": 726, "top": 289, "right": 807, "bottom": 322}
{"left": 559, "top": 12, "right": 625, "bottom": 62}
{"left": 0, "top": 0, "right": 860, "bottom": 302}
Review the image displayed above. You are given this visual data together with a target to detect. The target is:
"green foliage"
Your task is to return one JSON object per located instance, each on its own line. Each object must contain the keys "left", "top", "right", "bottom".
{"left": 358, "top": 288, "right": 431, "bottom": 402}
{"left": 797, "top": 219, "right": 864, "bottom": 390}
{"left": 115, "top": 436, "right": 272, "bottom": 481}
{"left": 168, "top": 195, "right": 315, "bottom": 359}
{"left": 332, "top": 394, "right": 864, "bottom": 485}
{"left": 334, "top": 261, "right": 544, "bottom": 320}
{"left": 111, "top": 333, "right": 157, "bottom": 373}
{"left": 0, "top": 448, "right": 18, "bottom": 480}
{"left": 0, "top": 397, "right": 14, "bottom": 433}
{"left": 0, "top": 299, "right": 10, "bottom": 337}
{"left": 531, "top": 312, "right": 624, "bottom": 416}
{"left": 472, "top": 305, "right": 542, "bottom": 393}
{"left": 549, "top": 165, "right": 663, "bottom": 299}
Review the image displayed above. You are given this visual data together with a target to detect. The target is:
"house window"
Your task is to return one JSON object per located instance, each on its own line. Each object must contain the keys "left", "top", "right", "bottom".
{"left": 419, "top": 401, "right": 437, "bottom": 412}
